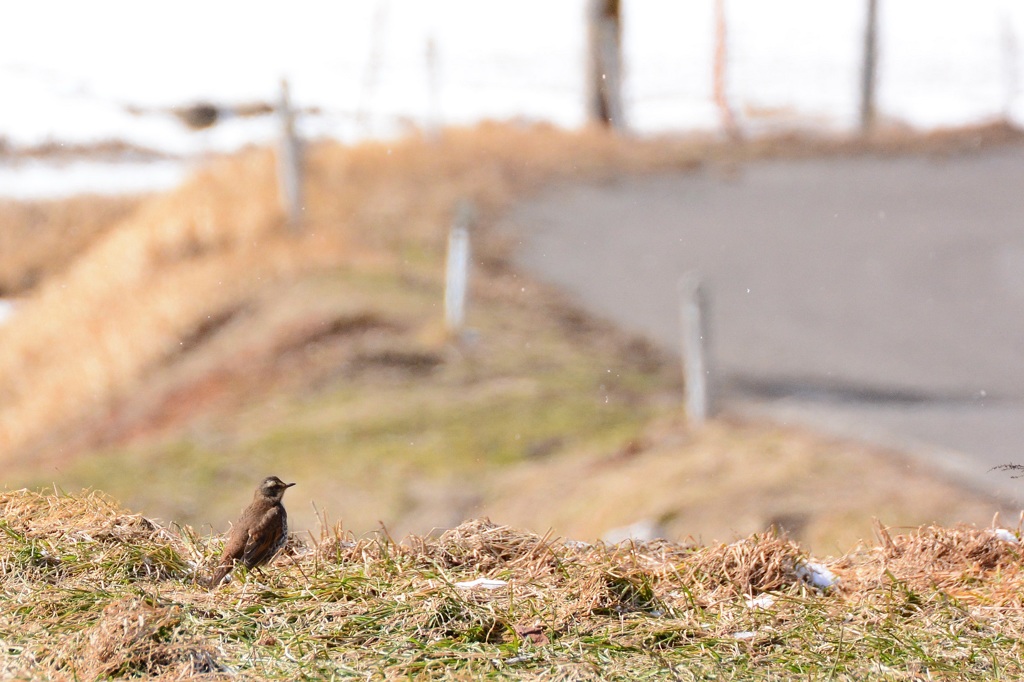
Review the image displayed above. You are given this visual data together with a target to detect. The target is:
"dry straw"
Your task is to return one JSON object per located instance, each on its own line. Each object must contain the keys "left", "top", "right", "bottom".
{"left": 1, "top": 488, "right": 1024, "bottom": 678}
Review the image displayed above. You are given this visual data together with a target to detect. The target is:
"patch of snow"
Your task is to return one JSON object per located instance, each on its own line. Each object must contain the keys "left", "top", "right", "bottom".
{"left": 0, "top": 159, "right": 192, "bottom": 199}
{"left": 991, "top": 528, "right": 1019, "bottom": 544}
{"left": 0, "top": 300, "right": 17, "bottom": 325}
{"left": 3, "top": 0, "right": 1023, "bottom": 198}
{"left": 796, "top": 561, "right": 839, "bottom": 590}
{"left": 454, "top": 577, "right": 508, "bottom": 590}
{"left": 2, "top": 0, "right": 1024, "bottom": 154}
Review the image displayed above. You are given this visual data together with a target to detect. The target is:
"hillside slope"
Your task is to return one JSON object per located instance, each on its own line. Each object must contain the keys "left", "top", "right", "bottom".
{"left": 0, "top": 123, "right": 1017, "bottom": 551}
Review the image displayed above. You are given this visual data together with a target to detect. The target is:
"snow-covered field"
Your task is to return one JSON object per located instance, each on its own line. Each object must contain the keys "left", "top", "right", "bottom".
{"left": 1, "top": 0, "right": 1022, "bottom": 197}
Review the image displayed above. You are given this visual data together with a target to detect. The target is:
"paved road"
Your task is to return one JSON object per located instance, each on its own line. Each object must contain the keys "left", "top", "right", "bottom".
{"left": 502, "top": 146, "right": 1024, "bottom": 501}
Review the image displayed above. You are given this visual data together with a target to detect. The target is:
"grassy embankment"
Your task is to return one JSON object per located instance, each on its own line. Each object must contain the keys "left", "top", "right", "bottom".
{"left": 0, "top": 122, "right": 1019, "bottom": 553}
{"left": 0, "top": 488, "right": 1022, "bottom": 679}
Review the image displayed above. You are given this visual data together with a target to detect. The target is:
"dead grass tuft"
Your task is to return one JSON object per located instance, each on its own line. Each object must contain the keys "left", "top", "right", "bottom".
{"left": 879, "top": 523, "right": 1019, "bottom": 574}
{"left": 686, "top": 533, "right": 806, "bottom": 597}
{"left": 0, "top": 488, "right": 196, "bottom": 587}
{"left": 70, "top": 596, "right": 218, "bottom": 679}
{"left": 428, "top": 518, "right": 558, "bottom": 574}
{"left": 836, "top": 521, "right": 1024, "bottom": 597}
{"left": 2, "top": 488, "right": 156, "bottom": 542}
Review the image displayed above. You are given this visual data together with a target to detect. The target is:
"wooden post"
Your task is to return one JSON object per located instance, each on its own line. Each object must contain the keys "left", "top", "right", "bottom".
{"left": 445, "top": 201, "right": 474, "bottom": 335}
{"left": 679, "top": 274, "right": 712, "bottom": 425}
{"left": 586, "top": 0, "right": 625, "bottom": 131}
{"left": 713, "top": 0, "right": 741, "bottom": 140}
{"left": 859, "top": 0, "right": 879, "bottom": 134}
{"left": 278, "top": 78, "right": 304, "bottom": 230}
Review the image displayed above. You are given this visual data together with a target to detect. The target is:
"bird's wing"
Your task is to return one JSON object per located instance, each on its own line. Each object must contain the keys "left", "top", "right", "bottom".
{"left": 210, "top": 521, "right": 249, "bottom": 587}
{"left": 242, "top": 506, "right": 284, "bottom": 567}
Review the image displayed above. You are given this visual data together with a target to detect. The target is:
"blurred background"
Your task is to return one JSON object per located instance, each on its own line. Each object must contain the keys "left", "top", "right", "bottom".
{"left": 2, "top": 0, "right": 1023, "bottom": 554}
{"left": 4, "top": 0, "right": 1024, "bottom": 193}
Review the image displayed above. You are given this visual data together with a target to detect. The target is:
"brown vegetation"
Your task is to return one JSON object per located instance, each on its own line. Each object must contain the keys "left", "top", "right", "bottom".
{"left": 1, "top": 488, "right": 1022, "bottom": 679}
{"left": 0, "top": 122, "right": 1021, "bottom": 552}
{"left": 0, "top": 195, "right": 141, "bottom": 295}
{"left": 0, "top": 124, "right": 695, "bottom": 460}
{"left": 6, "top": 121, "right": 1023, "bottom": 461}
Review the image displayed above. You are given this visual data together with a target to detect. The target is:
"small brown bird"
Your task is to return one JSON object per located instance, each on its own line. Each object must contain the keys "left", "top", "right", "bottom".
{"left": 209, "top": 476, "right": 295, "bottom": 587}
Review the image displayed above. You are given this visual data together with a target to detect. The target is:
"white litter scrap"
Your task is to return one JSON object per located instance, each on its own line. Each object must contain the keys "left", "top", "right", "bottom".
{"left": 744, "top": 594, "right": 775, "bottom": 610}
{"left": 991, "top": 528, "right": 1019, "bottom": 544}
{"left": 455, "top": 578, "right": 508, "bottom": 590}
{"left": 795, "top": 561, "right": 839, "bottom": 589}
{"left": 732, "top": 630, "right": 757, "bottom": 641}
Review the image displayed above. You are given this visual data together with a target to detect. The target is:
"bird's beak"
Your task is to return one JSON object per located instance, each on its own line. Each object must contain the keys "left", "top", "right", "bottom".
{"left": 285, "top": 482, "right": 296, "bottom": 488}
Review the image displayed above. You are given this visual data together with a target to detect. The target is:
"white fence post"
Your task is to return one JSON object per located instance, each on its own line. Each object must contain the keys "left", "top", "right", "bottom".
{"left": 445, "top": 201, "right": 474, "bottom": 335}
{"left": 679, "top": 273, "right": 713, "bottom": 424}
{"left": 278, "top": 78, "right": 304, "bottom": 230}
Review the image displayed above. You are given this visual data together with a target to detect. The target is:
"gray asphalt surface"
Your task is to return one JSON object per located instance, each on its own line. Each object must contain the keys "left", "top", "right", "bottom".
{"left": 502, "top": 146, "right": 1024, "bottom": 501}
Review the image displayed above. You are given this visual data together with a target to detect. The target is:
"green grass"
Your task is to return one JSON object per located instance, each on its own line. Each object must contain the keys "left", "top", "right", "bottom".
{"left": 27, "top": 259, "right": 673, "bottom": 538}
{"left": 1, "top": 490, "right": 1022, "bottom": 680}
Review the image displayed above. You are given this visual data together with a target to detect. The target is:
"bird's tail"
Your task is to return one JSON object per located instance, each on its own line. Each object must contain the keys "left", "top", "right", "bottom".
{"left": 208, "top": 563, "right": 232, "bottom": 589}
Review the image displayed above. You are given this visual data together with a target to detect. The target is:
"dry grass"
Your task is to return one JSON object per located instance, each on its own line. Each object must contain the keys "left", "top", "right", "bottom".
{"left": 1, "top": 489, "right": 1023, "bottom": 679}
{"left": 0, "top": 122, "right": 1021, "bottom": 557}
{"left": 0, "top": 195, "right": 142, "bottom": 295}
{"left": 4, "top": 121, "right": 1023, "bottom": 460}
{"left": 0, "top": 150, "right": 288, "bottom": 454}
{"left": 484, "top": 417, "right": 1017, "bottom": 555}
{"left": 4, "top": 124, "right": 1024, "bottom": 677}
{"left": 6, "top": 120, "right": 1023, "bottom": 462}
{"left": 0, "top": 124, "right": 696, "bottom": 460}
